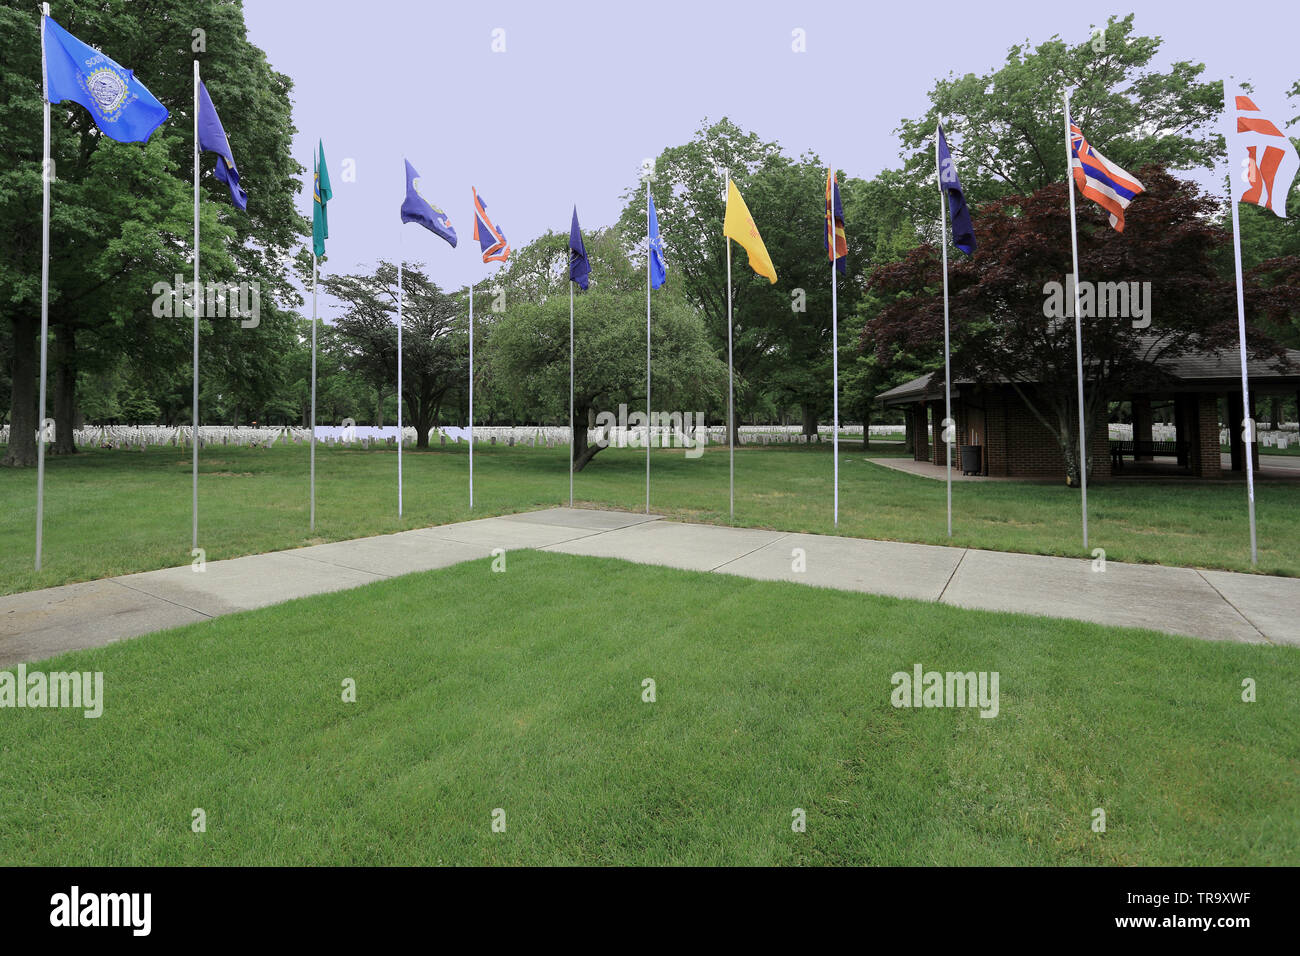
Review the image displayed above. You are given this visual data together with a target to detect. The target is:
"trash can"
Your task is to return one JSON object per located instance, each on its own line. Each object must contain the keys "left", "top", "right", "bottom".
{"left": 960, "top": 444, "right": 982, "bottom": 476}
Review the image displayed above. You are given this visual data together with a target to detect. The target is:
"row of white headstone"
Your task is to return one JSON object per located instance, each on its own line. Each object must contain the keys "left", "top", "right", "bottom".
{"left": 0, "top": 422, "right": 900, "bottom": 449}
{"left": 7, "top": 421, "right": 1297, "bottom": 450}
{"left": 1107, "top": 422, "right": 1298, "bottom": 449}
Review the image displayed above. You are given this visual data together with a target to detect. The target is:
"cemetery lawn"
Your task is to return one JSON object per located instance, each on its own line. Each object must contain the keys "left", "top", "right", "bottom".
{"left": 1, "top": 550, "right": 1295, "bottom": 866}
{"left": 1, "top": 440, "right": 1297, "bottom": 598}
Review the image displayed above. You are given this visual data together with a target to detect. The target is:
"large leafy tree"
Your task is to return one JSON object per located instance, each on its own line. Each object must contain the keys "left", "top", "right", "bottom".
{"left": 856, "top": 16, "right": 1297, "bottom": 451}
{"left": 893, "top": 14, "right": 1224, "bottom": 219}
{"left": 321, "top": 262, "right": 465, "bottom": 449}
{"left": 0, "top": 0, "right": 304, "bottom": 466}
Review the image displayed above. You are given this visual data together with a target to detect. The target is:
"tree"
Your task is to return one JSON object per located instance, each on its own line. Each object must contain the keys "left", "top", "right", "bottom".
{"left": 488, "top": 229, "right": 725, "bottom": 470}
{"left": 321, "top": 262, "right": 465, "bottom": 449}
{"left": 0, "top": 0, "right": 305, "bottom": 466}
{"left": 855, "top": 17, "right": 1291, "bottom": 463}
{"left": 866, "top": 169, "right": 1299, "bottom": 483}
{"left": 893, "top": 15, "right": 1224, "bottom": 217}
{"left": 614, "top": 119, "right": 874, "bottom": 443}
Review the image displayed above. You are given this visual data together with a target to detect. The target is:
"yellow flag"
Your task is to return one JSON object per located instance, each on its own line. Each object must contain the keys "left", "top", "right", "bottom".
{"left": 723, "top": 180, "right": 777, "bottom": 284}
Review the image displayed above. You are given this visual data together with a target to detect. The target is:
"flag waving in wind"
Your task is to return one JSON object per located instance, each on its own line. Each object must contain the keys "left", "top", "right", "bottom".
{"left": 569, "top": 207, "right": 590, "bottom": 290}
{"left": 401, "top": 160, "right": 457, "bottom": 246}
{"left": 723, "top": 180, "right": 777, "bottom": 284}
{"left": 1069, "top": 124, "right": 1144, "bottom": 232}
{"left": 313, "top": 140, "right": 331, "bottom": 257}
{"left": 937, "top": 124, "right": 976, "bottom": 254}
{"left": 472, "top": 189, "right": 510, "bottom": 263}
{"left": 43, "top": 14, "right": 169, "bottom": 143}
{"left": 43, "top": 16, "right": 168, "bottom": 143}
{"left": 197, "top": 82, "right": 247, "bottom": 210}
{"left": 648, "top": 194, "right": 667, "bottom": 289}
{"left": 1231, "top": 94, "right": 1298, "bottom": 218}
{"left": 825, "top": 169, "right": 847, "bottom": 273}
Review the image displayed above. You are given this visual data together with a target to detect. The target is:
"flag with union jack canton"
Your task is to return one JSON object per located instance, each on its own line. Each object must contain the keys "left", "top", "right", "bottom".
{"left": 471, "top": 188, "right": 510, "bottom": 263}
{"left": 1231, "top": 93, "right": 1298, "bottom": 218}
{"left": 1069, "top": 124, "right": 1144, "bottom": 232}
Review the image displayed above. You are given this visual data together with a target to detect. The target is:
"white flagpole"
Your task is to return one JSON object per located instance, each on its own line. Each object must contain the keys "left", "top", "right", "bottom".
{"left": 645, "top": 177, "right": 651, "bottom": 514}
{"left": 1063, "top": 91, "right": 1089, "bottom": 548}
{"left": 1224, "top": 83, "right": 1259, "bottom": 566}
{"left": 192, "top": 59, "right": 200, "bottom": 551}
{"left": 310, "top": 251, "right": 318, "bottom": 530}
{"left": 468, "top": 279, "right": 474, "bottom": 509}
{"left": 830, "top": 167, "right": 840, "bottom": 527}
{"left": 35, "top": 3, "right": 51, "bottom": 571}
{"left": 569, "top": 271, "right": 574, "bottom": 508}
{"left": 725, "top": 175, "right": 735, "bottom": 523}
{"left": 935, "top": 129, "right": 953, "bottom": 538}
{"left": 397, "top": 251, "right": 403, "bottom": 517}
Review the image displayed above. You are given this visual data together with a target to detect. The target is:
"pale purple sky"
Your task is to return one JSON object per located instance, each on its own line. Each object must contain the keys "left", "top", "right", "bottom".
{"left": 243, "top": 0, "right": 1296, "bottom": 302}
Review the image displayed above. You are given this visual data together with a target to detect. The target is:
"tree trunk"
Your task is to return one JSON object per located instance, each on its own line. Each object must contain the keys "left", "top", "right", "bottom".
{"left": 572, "top": 402, "right": 606, "bottom": 472}
{"left": 52, "top": 324, "right": 77, "bottom": 454}
{"left": 3, "top": 313, "right": 38, "bottom": 467}
{"left": 800, "top": 402, "right": 818, "bottom": 442}
{"left": 862, "top": 406, "right": 871, "bottom": 449}
{"left": 1270, "top": 396, "right": 1282, "bottom": 431}
{"left": 412, "top": 392, "right": 433, "bottom": 450}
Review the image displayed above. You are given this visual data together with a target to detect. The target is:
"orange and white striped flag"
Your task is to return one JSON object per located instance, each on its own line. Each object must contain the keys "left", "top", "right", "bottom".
{"left": 1231, "top": 94, "right": 1298, "bottom": 218}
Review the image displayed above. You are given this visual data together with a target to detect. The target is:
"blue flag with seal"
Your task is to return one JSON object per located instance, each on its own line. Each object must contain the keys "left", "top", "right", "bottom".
{"left": 648, "top": 193, "right": 667, "bottom": 289}
{"left": 937, "top": 123, "right": 976, "bottom": 255}
{"left": 569, "top": 206, "right": 589, "bottom": 290}
{"left": 43, "top": 16, "right": 168, "bottom": 143}
{"left": 401, "top": 160, "right": 457, "bottom": 247}
{"left": 197, "top": 81, "right": 247, "bottom": 210}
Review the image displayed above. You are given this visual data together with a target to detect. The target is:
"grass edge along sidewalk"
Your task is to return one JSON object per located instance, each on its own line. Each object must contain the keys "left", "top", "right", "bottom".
{"left": 1, "top": 549, "right": 1296, "bottom": 866}
{"left": 1, "top": 443, "right": 1297, "bottom": 601}
{"left": 3, "top": 507, "right": 1294, "bottom": 668}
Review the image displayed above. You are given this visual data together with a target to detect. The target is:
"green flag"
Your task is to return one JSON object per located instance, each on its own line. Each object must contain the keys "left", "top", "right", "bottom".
{"left": 313, "top": 140, "right": 332, "bottom": 258}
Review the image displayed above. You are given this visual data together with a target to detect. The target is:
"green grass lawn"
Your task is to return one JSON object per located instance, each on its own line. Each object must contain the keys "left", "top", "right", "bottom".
{"left": 1, "top": 551, "right": 1294, "bottom": 866}
{"left": 1, "top": 438, "right": 1295, "bottom": 598}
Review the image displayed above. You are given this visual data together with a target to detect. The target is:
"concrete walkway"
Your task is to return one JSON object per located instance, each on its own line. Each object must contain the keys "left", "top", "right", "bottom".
{"left": 867, "top": 453, "right": 1300, "bottom": 481}
{"left": 2, "top": 508, "right": 1296, "bottom": 667}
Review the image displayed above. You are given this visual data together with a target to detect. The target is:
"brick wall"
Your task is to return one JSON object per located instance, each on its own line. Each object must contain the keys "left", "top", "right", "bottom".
{"left": 976, "top": 387, "right": 1110, "bottom": 480}
{"left": 912, "top": 402, "right": 930, "bottom": 462}
{"left": 1190, "top": 392, "right": 1222, "bottom": 478}
{"left": 929, "top": 402, "right": 950, "bottom": 467}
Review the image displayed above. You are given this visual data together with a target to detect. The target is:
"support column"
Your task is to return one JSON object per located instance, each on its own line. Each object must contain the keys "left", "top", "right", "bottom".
{"left": 1227, "top": 393, "right": 1244, "bottom": 472}
{"left": 1173, "top": 395, "right": 1189, "bottom": 469}
{"left": 1132, "top": 393, "right": 1153, "bottom": 460}
{"left": 1247, "top": 394, "right": 1260, "bottom": 468}
{"left": 930, "top": 402, "right": 946, "bottom": 466}
{"left": 1192, "top": 393, "right": 1222, "bottom": 478}
{"left": 914, "top": 402, "right": 929, "bottom": 462}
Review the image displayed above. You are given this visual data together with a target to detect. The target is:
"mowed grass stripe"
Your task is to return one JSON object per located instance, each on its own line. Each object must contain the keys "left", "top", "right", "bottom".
{"left": 0, "top": 551, "right": 1295, "bottom": 865}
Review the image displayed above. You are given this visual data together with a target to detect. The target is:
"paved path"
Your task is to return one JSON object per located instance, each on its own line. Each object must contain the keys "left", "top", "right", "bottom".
{"left": 867, "top": 454, "right": 1300, "bottom": 481}
{"left": 2, "top": 508, "right": 1296, "bottom": 667}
